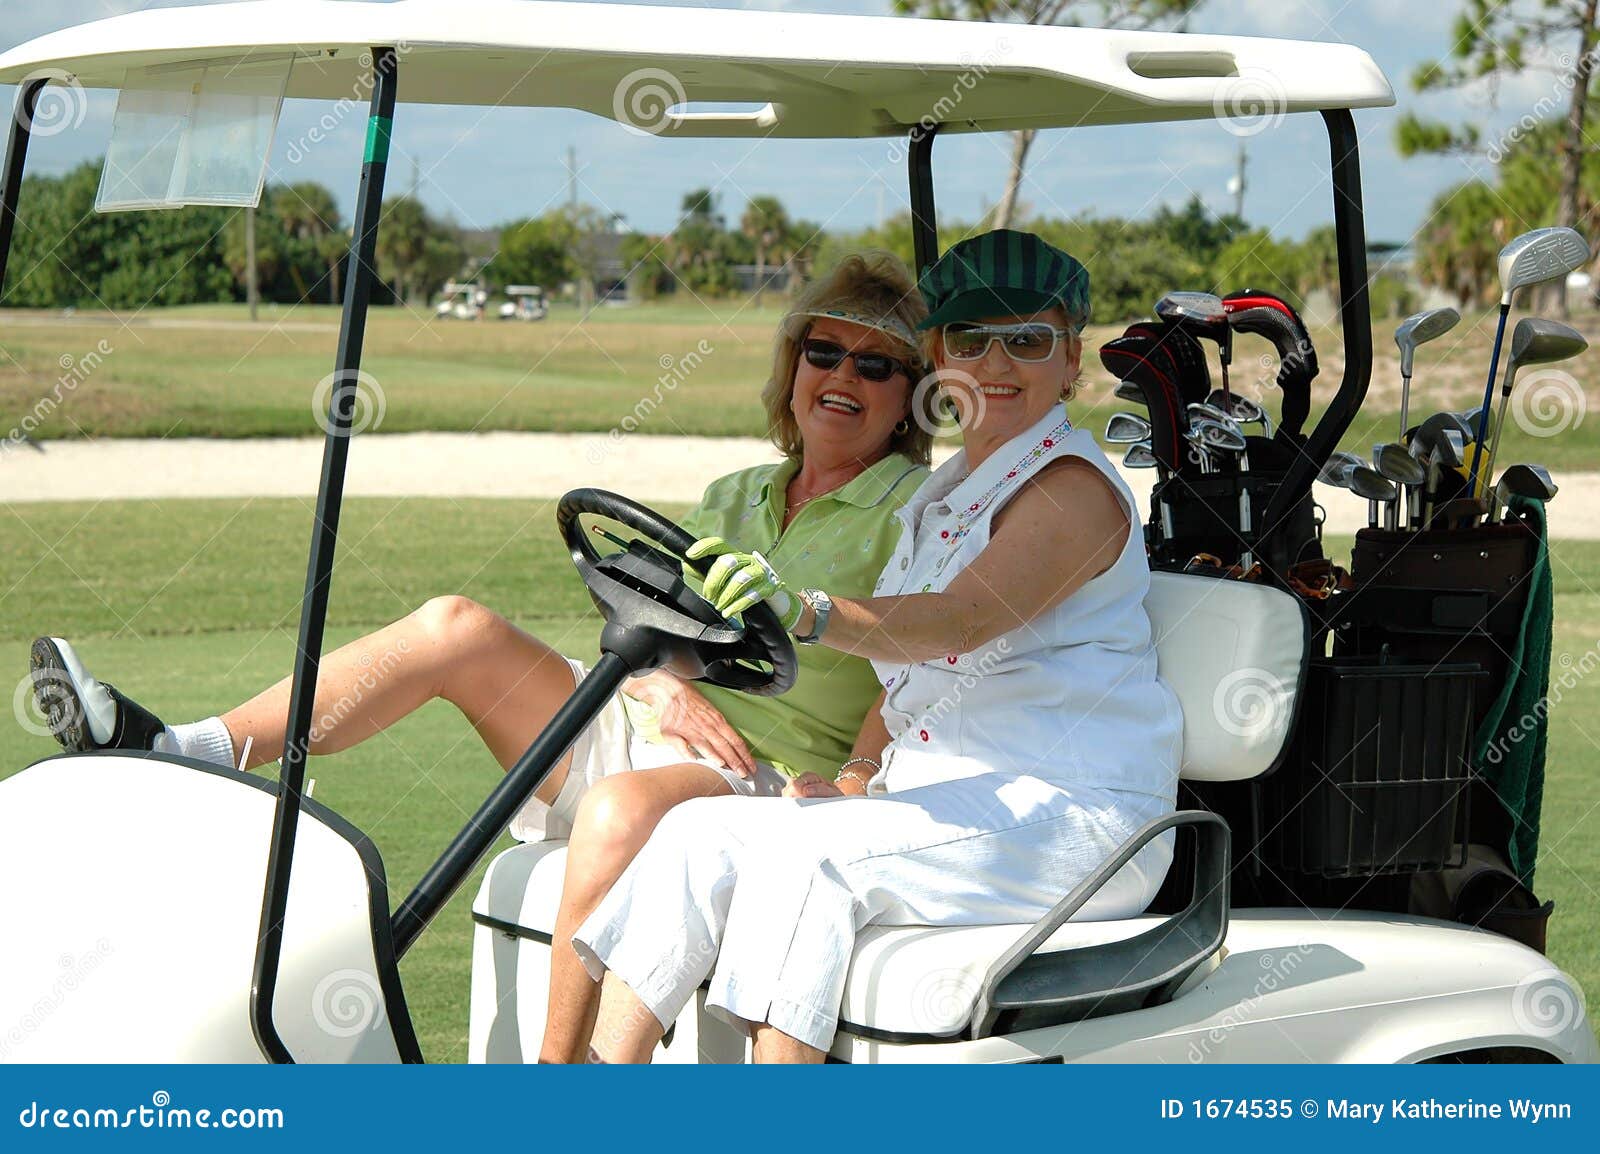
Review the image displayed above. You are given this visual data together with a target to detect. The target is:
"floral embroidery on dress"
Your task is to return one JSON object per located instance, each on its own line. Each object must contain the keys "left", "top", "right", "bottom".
{"left": 939, "top": 415, "right": 1073, "bottom": 550}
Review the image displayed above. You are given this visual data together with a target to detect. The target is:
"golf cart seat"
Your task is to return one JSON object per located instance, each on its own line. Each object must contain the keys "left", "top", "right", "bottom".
{"left": 469, "top": 571, "right": 1308, "bottom": 1061}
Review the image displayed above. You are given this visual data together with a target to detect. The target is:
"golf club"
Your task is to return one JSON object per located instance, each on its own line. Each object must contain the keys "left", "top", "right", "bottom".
{"left": 1221, "top": 289, "right": 1318, "bottom": 441}
{"left": 1347, "top": 464, "right": 1398, "bottom": 529}
{"left": 1479, "top": 317, "right": 1587, "bottom": 500}
{"left": 1469, "top": 226, "right": 1590, "bottom": 494}
{"left": 1157, "top": 292, "right": 1233, "bottom": 406}
{"left": 1122, "top": 441, "right": 1157, "bottom": 468}
{"left": 1205, "top": 389, "right": 1274, "bottom": 437}
{"left": 1491, "top": 462, "right": 1558, "bottom": 523}
{"left": 1115, "top": 379, "right": 1145, "bottom": 406}
{"left": 1105, "top": 412, "right": 1153, "bottom": 444}
{"left": 1372, "top": 442, "right": 1426, "bottom": 530}
{"left": 1393, "top": 306, "right": 1459, "bottom": 442}
{"left": 1421, "top": 428, "right": 1466, "bottom": 530}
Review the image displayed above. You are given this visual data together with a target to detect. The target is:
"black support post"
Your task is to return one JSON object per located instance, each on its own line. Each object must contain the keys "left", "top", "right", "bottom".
{"left": 908, "top": 126, "right": 940, "bottom": 277}
{"left": 1260, "top": 109, "right": 1372, "bottom": 535}
{"left": 0, "top": 80, "right": 47, "bottom": 297}
{"left": 250, "top": 47, "right": 400, "bottom": 1065}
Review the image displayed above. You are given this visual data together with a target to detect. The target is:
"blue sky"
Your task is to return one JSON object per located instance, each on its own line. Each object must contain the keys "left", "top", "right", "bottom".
{"left": 0, "top": 0, "right": 1567, "bottom": 247}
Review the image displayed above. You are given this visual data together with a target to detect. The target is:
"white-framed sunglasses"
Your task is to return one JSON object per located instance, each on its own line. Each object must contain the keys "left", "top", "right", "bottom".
{"left": 941, "top": 322, "right": 1074, "bottom": 363}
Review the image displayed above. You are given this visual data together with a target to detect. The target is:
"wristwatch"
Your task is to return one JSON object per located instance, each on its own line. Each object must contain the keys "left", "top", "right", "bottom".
{"left": 793, "top": 588, "right": 832, "bottom": 644}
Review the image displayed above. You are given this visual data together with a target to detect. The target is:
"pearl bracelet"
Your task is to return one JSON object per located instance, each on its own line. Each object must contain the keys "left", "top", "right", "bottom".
{"left": 837, "top": 756, "right": 880, "bottom": 792}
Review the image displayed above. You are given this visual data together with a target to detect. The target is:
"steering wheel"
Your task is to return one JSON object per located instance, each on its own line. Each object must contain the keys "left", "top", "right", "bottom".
{"left": 557, "top": 488, "right": 797, "bottom": 696}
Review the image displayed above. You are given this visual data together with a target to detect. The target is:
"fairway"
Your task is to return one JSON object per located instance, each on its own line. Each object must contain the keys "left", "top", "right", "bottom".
{"left": 4, "top": 300, "right": 1600, "bottom": 473}
{"left": 2, "top": 497, "right": 1596, "bottom": 1059}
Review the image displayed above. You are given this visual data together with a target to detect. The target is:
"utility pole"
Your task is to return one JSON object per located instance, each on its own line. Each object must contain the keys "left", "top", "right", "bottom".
{"left": 566, "top": 145, "right": 579, "bottom": 212}
{"left": 1226, "top": 143, "right": 1248, "bottom": 220}
{"left": 245, "top": 206, "right": 259, "bottom": 322}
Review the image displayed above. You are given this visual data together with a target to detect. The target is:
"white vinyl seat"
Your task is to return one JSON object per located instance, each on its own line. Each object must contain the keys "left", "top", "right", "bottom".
{"left": 470, "top": 572, "right": 1309, "bottom": 1054}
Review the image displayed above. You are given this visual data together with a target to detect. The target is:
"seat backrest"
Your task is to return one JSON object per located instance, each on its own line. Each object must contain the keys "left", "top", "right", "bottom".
{"left": 1144, "top": 571, "right": 1307, "bottom": 783}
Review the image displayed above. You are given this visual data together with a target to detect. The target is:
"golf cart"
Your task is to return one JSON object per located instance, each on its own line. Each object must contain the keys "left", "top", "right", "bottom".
{"left": 435, "top": 280, "right": 486, "bottom": 319}
{"left": 499, "top": 284, "right": 549, "bottom": 321}
{"left": 0, "top": 0, "right": 1592, "bottom": 1064}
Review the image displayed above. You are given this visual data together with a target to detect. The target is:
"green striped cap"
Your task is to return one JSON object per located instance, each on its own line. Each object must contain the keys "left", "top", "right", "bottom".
{"left": 916, "top": 229, "right": 1090, "bottom": 332}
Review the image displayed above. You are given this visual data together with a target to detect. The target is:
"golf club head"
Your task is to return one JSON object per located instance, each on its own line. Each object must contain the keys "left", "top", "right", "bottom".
{"left": 1185, "top": 402, "right": 1244, "bottom": 435}
{"left": 1317, "top": 450, "right": 1364, "bottom": 484}
{"left": 1497, "top": 462, "right": 1558, "bottom": 501}
{"left": 1205, "top": 390, "right": 1268, "bottom": 427}
{"left": 1507, "top": 316, "right": 1589, "bottom": 370}
{"left": 1348, "top": 465, "right": 1397, "bottom": 502}
{"left": 1373, "top": 442, "right": 1427, "bottom": 486}
{"left": 1155, "top": 291, "right": 1227, "bottom": 326}
{"left": 1499, "top": 227, "right": 1591, "bottom": 300}
{"left": 1191, "top": 418, "right": 1247, "bottom": 454}
{"left": 1394, "top": 307, "right": 1461, "bottom": 378}
{"left": 1114, "top": 379, "right": 1146, "bottom": 406}
{"left": 1105, "top": 411, "right": 1153, "bottom": 444}
{"left": 1122, "top": 442, "right": 1158, "bottom": 469}
{"left": 1414, "top": 410, "right": 1474, "bottom": 456}
{"left": 1436, "top": 428, "right": 1466, "bottom": 469}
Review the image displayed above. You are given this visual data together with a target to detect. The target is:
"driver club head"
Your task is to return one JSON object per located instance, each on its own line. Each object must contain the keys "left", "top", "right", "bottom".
{"left": 1394, "top": 307, "right": 1460, "bottom": 378}
{"left": 1498, "top": 227, "right": 1592, "bottom": 302}
{"left": 1105, "top": 411, "right": 1153, "bottom": 444}
{"left": 1156, "top": 291, "right": 1228, "bottom": 326}
{"left": 1497, "top": 462, "right": 1558, "bottom": 501}
{"left": 1507, "top": 316, "right": 1588, "bottom": 372}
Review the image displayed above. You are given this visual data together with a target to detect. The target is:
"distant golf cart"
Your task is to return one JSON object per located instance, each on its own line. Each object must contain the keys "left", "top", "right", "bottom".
{"left": 435, "top": 280, "right": 486, "bottom": 320}
{"left": 499, "top": 284, "right": 548, "bottom": 321}
{"left": 0, "top": 0, "right": 1592, "bottom": 1064}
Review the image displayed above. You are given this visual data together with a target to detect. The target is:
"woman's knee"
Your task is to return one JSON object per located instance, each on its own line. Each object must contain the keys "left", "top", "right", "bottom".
{"left": 571, "top": 775, "right": 672, "bottom": 864}
{"left": 412, "top": 594, "right": 506, "bottom": 647}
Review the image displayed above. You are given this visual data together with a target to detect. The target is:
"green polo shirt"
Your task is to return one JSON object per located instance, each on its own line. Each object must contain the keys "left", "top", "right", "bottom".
{"left": 622, "top": 452, "right": 928, "bottom": 780}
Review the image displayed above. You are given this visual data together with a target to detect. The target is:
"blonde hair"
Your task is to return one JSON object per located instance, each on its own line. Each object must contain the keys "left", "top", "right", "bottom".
{"left": 762, "top": 251, "right": 932, "bottom": 465}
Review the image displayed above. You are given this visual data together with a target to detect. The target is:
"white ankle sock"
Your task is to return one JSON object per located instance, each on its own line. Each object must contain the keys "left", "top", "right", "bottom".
{"left": 154, "top": 717, "right": 237, "bottom": 768}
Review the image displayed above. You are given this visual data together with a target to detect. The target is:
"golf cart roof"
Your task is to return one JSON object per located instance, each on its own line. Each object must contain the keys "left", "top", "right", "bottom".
{"left": 0, "top": 0, "right": 1393, "bottom": 139}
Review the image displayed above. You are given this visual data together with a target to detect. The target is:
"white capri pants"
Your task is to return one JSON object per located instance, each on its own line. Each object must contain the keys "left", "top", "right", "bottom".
{"left": 510, "top": 658, "right": 790, "bottom": 842}
{"left": 570, "top": 771, "right": 1173, "bottom": 1052}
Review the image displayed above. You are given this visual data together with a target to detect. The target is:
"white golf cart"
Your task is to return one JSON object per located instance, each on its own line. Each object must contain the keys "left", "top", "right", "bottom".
{"left": 499, "top": 284, "right": 549, "bottom": 321}
{"left": 0, "top": 0, "right": 1592, "bottom": 1065}
{"left": 435, "top": 280, "right": 486, "bottom": 319}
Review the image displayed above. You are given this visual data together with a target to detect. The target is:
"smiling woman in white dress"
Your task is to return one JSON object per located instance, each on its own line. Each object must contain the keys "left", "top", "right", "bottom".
{"left": 559, "top": 229, "right": 1184, "bottom": 1063}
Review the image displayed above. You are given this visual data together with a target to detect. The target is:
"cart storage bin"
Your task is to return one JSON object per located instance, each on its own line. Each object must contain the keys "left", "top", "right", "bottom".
{"left": 1261, "top": 656, "right": 1485, "bottom": 878}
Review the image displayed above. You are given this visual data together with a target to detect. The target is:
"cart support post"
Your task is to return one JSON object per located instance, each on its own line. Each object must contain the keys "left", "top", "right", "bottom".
{"left": 390, "top": 651, "right": 634, "bottom": 959}
{"left": 1260, "top": 109, "right": 1372, "bottom": 537}
{"left": 908, "top": 125, "right": 939, "bottom": 277}
{"left": 250, "top": 46, "right": 400, "bottom": 1065}
{"left": 0, "top": 80, "right": 47, "bottom": 299}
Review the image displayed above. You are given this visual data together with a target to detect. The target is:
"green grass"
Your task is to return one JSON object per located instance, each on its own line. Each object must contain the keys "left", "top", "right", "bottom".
{"left": 4, "top": 301, "right": 1599, "bottom": 472}
{"left": 1, "top": 502, "right": 1596, "bottom": 1058}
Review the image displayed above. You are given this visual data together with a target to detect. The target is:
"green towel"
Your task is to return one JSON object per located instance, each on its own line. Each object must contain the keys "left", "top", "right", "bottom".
{"left": 1471, "top": 495, "right": 1553, "bottom": 884}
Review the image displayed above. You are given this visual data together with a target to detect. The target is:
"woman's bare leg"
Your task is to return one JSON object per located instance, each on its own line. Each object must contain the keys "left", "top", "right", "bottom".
{"left": 585, "top": 975, "right": 668, "bottom": 1064}
{"left": 220, "top": 595, "right": 581, "bottom": 804}
{"left": 540, "top": 763, "right": 733, "bottom": 1063}
{"left": 751, "top": 1023, "right": 825, "bottom": 1064}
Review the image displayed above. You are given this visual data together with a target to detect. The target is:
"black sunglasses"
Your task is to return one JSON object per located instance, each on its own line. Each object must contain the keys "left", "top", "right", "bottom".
{"left": 801, "top": 338, "right": 911, "bottom": 384}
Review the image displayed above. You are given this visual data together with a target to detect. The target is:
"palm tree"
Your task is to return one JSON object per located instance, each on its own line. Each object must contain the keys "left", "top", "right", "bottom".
{"left": 740, "top": 195, "right": 792, "bottom": 306}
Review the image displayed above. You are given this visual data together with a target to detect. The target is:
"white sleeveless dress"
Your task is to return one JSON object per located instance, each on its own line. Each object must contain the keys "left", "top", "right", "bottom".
{"left": 571, "top": 403, "right": 1184, "bottom": 1053}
